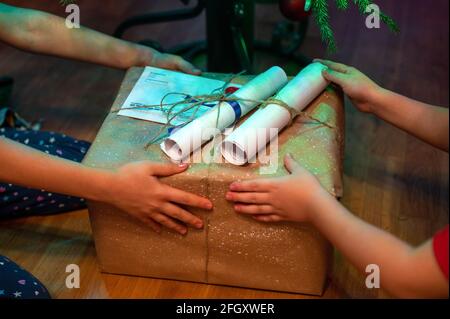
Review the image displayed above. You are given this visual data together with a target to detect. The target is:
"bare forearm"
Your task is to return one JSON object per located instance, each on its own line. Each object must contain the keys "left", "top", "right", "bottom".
{"left": 312, "top": 194, "right": 412, "bottom": 289}
{"left": 311, "top": 193, "right": 448, "bottom": 297}
{"left": 317, "top": 59, "right": 449, "bottom": 151}
{"left": 371, "top": 88, "right": 449, "bottom": 151}
{"left": 0, "top": 138, "right": 112, "bottom": 201}
{"left": 0, "top": 4, "right": 150, "bottom": 69}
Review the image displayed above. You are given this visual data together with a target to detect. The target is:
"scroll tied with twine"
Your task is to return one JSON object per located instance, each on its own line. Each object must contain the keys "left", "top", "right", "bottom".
{"left": 114, "top": 63, "right": 336, "bottom": 164}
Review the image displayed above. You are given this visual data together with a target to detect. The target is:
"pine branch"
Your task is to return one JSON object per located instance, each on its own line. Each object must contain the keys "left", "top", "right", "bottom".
{"left": 312, "top": 0, "right": 337, "bottom": 53}
{"left": 353, "top": 0, "right": 370, "bottom": 13}
{"left": 335, "top": 0, "right": 349, "bottom": 10}
{"left": 59, "top": 0, "right": 76, "bottom": 5}
{"left": 380, "top": 12, "right": 400, "bottom": 33}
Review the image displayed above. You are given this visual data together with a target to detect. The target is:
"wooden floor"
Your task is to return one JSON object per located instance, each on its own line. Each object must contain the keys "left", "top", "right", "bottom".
{"left": 0, "top": 0, "right": 448, "bottom": 298}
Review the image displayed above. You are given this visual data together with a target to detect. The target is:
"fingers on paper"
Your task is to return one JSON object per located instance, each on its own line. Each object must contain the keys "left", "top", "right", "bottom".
{"left": 178, "top": 59, "right": 202, "bottom": 75}
{"left": 148, "top": 162, "right": 188, "bottom": 176}
{"left": 284, "top": 154, "right": 302, "bottom": 174}
{"left": 234, "top": 204, "right": 277, "bottom": 215}
{"left": 168, "top": 54, "right": 201, "bottom": 75}
{"left": 152, "top": 213, "right": 187, "bottom": 235}
{"left": 226, "top": 191, "right": 270, "bottom": 204}
{"left": 229, "top": 179, "right": 273, "bottom": 192}
{"left": 141, "top": 217, "right": 162, "bottom": 233}
{"left": 164, "top": 185, "right": 213, "bottom": 210}
{"left": 252, "top": 214, "right": 284, "bottom": 223}
{"left": 321, "top": 69, "right": 348, "bottom": 87}
{"left": 314, "top": 58, "right": 349, "bottom": 73}
{"left": 161, "top": 203, "right": 204, "bottom": 229}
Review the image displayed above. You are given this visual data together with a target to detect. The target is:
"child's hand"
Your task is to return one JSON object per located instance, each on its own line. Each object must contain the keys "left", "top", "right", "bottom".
{"left": 136, "top": 45, "right": 201, "bottom": 75}
{"left": 102, "top": 161, "right": 212, "bottom": 235}
{"left": 151, "top": 50, "right": 202, "bottom": 75}
{"left": 315, "top": 59, "right": 382, "bottom": 113}
{"left": 226, "top": 154, "right": 331, "bottom": 223}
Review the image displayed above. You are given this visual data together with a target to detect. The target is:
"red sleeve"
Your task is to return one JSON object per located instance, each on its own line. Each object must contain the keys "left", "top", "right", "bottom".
{"left": 433, "top": 225, "right": 449, "bottom": 280}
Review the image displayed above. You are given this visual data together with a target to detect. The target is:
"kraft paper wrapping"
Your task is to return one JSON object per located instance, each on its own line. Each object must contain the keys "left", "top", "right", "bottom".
{"left": 83, "top": 67, "right": 345, "bottom": 295}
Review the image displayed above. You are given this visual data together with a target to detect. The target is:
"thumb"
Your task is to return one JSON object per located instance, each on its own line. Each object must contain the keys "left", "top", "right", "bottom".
{"left": 146, "top": 162, "right": 189, "bottom": 177}
{"left": 284, "top": 154, "right": 303, "bottom": 174}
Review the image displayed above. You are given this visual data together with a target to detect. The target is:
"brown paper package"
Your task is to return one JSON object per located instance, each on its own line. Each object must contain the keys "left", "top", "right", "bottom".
{"left": 83, "top": 67, "right": 345, "bottom": 296}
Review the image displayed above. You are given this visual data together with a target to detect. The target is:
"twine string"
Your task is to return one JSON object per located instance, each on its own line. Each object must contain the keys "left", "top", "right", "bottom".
{"left": 112, "top": 72, "right": 336, "bottom": 148}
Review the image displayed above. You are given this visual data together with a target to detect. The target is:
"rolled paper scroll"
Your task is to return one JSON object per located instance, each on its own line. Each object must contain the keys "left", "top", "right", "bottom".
{"left": 160, "top": 66, "right": 288, "bottom": 161}
{"left": 221, "top": 62, "right": 329, "bottom": 165}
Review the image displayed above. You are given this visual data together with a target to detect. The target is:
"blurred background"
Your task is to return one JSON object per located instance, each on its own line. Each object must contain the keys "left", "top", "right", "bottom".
{"left": 0, "top": 0, "right": 447, "bottom": 142}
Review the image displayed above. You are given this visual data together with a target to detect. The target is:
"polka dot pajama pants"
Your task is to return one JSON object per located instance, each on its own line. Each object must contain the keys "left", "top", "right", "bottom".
{"left": 0, "top": 127, "right": 90, "bottom": 218}
{"left": 0, "top": 256, "right": 50, "bottom": 299}
{"left": 1, "top": 127, "right": 91, "bottom": 299}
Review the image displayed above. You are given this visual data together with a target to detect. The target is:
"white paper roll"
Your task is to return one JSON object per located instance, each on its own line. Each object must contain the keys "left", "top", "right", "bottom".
{"left": 161, "top": 66, "right": 288, "bottom": 161}
{"left": 221, "top": 62, "right": 329, "bottom": 165}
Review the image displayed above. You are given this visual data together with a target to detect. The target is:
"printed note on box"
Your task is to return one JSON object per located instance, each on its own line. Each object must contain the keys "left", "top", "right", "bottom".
{"left": 118, "top": 67, "right": 232, "bottom": 126}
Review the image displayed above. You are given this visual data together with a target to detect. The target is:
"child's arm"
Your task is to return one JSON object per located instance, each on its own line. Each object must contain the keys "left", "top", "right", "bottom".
{"left": 0, "top": 3, "right": 200, "bottom": 74}
{"left": 0, "top": 137, "right": 212, "bottom": 234}
{"left": 227, "top": 154, "right": 449, "bottom": 298}
{"left": 316, "top": 59, "right": 449, "bottom": 152}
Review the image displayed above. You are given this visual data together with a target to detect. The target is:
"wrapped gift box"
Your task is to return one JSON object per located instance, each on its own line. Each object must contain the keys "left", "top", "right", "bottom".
{"left": 83, "top": 67, "right": 345, "bottom": 295}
